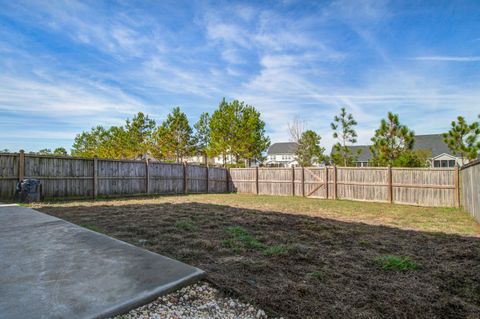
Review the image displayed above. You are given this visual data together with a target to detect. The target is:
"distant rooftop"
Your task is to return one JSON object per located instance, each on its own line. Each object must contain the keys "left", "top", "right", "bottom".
{"left": 267, "top": 142, "right": 298, "bottom": 155}
{"left": 331, "top": 134, "right": 455, "bottom": 161}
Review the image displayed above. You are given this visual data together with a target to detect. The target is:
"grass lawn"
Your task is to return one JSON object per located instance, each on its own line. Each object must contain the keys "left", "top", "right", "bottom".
{"left": 34, "top": 194, "right": 480, "bottom": 318}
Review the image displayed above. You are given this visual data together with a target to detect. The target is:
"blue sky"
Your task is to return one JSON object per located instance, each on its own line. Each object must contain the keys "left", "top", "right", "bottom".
{"left": 1, "top": 0, "right": 479, "bottom": 152}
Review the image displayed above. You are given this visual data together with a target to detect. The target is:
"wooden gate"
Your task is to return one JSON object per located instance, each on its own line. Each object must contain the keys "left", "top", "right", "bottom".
{"left": 303, "top": 167, "right": 328, "bottom": 198}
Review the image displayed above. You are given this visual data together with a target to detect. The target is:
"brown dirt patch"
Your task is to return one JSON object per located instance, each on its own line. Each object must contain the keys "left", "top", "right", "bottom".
{"left": 38, "top": 198, "right": 480, "bottom": 319}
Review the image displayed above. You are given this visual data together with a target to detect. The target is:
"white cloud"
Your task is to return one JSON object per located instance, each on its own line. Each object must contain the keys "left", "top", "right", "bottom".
{"left": 0, "top": 75, "right": 145, "bottom": 123}
{"left": 413, "top": 56, "right": 480, "bottom": 62}
{"left": 1, "top": 0, "right": 480, "bottom": 153}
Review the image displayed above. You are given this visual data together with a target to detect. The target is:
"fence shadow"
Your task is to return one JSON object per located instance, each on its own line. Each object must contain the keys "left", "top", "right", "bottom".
{"left": 39, "top": 202, "right": 480, "bottom": 319}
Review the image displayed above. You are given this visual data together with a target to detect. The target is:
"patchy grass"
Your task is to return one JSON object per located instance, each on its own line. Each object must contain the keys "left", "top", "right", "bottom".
{"left": 309, "top": 266, "right": 330, "bottom": 281}
{"left": 223, "top": 226, "right": 291, "bottom": 256}
{"left": 223, "top": 226, "right": 265, "bottom": 251}
{"left": 174, "top": 219, "right": 197, "bottom": 231}
{"left": 33, "top": 193, "right": 480, "bottom": 236}
{"left": 376, "top": 255, "right": 418, "bottom": 271}
{"left": 34, "top": 194, "right": 480, "bottom": 318}
{"left": 262, "top": 245, "right": 290, "bottom": 256}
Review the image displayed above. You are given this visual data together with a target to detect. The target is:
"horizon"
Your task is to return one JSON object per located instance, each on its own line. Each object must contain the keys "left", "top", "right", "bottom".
{"left": 1, "top": 0, "right": 479, "bottom": 153}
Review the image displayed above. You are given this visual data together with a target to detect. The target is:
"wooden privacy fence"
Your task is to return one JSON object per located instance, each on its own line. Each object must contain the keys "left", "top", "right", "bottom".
{"left": 460, "top": 160, "right": 480, "bottom": 222}
{"left": 229, "top": 166, "right": 460, "bottom": 207}
{"left": 0, "top": 151, "right": 229, "bottom": 200}
{"left": 0, "top": 151, "right": 464, "bottom": 208}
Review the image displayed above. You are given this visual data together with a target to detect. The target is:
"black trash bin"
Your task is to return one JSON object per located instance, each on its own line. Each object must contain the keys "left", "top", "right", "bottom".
{"left": 15, "top": 179, "right": 42, "bottom": 203}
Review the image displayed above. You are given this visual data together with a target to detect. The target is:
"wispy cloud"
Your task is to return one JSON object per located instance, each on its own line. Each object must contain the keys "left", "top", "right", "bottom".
{"left": 413, "top": 56, "right": 480, "bottom": 62}
{"left": 1, "top": 0, "right": 479, "bottom": 152}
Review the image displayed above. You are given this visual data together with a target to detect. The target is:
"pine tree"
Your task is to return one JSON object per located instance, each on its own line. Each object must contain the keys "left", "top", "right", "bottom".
{"left": 331, "top": 107, "right": 359, "bottom": 166}
{"left": 53, "top": 147, "right": 68, "bottom": 156}
{"left": 193, "top": 112, "right": 211, "bottom": 164}
{"left": 124, "top": 112, "right": 156, "bottom": 159}
{"left": 209, "top": 99, "right": 270, "bottom": 166}
{"left": 443, "top": 116, "right": 480, "bottom": 166}
{"left": 295, "top": 130, "right": 325, "bottom": 167}
{"left": 209, "top": 99, "right": 228, "bottom": 164}
{"left": 370, "top": 112, "right": 415, "bottom": 166}
{"left": 240, "top": 104, "right": 270, "bottom": 165}
{"left": 72, "top": 126, "right": 110, "bottom": 158}
{"left": 152, "top": 107, "right": 193, "bottom": 162}
{"left": 72, "top": 113, "right": 156, "bottom": 160}
{"left": 38, "top": 149, "right": 52, "bottom": 155}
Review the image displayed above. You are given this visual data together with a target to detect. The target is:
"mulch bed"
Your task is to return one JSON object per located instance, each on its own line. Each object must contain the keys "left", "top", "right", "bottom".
{"left": 39, "top": 201, "right": 480, "bottom": 319}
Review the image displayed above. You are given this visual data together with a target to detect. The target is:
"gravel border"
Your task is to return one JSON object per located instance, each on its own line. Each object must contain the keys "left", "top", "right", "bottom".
{"left": 114, "top": 281, "right": 279, "bottom": 319}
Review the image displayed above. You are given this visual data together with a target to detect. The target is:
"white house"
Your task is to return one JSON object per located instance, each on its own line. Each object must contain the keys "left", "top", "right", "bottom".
{"left": 186, "top": 154, "right": 236, "bottom": 166}
{"left": 343, "top": 134, "right": 469, "bottom": 168}
{"left": 264, "top": 142, "right": 299, "bottom": 167}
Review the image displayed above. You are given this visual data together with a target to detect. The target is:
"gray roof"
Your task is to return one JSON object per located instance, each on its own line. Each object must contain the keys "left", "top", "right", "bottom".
{"left": 414, "top": 134, "right": 453, "bottom": 157}
{"left": 330, "top": 145, "right": 371, "bottom": 162}
{"left": 331, "top": 134, "right": 454, "bottom": 162}
{"left": 350, "top": 145, "right": 372, "bottom": 162}
{"left": 267, "top": 142, "right": 298, "bottom": 155}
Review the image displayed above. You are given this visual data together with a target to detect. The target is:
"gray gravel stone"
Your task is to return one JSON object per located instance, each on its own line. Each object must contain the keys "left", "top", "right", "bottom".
{"left": 113, "top": 281, "right": 274, "bottom": 319}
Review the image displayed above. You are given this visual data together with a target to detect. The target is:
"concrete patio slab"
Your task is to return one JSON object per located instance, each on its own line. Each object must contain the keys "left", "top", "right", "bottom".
{"left": 0, "top": 204, "right": 205, "bottom": 319}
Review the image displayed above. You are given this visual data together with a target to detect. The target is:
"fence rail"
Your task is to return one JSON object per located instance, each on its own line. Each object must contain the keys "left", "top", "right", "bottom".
{"left": 0, "top": 151, "right": 465, "bottom": 209}
{"left": 0, "top": 151, "right": 229, "bottom": 199}
{"left": 229, "top": 166, "right": 459, "bottom": 207}
{"left": 460, "top": 159, "right": 480, "bottom": 222}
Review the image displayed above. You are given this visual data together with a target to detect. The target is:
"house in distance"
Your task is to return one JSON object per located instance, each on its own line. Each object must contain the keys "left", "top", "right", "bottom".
{"left": 265, "top": 142, "right": 299, "bottom": 167}
{"left": 348, "top": 134, "right": 465, "bottom": 168}
{"left": 267, "top": 134, "right": 466, "bottom": 168}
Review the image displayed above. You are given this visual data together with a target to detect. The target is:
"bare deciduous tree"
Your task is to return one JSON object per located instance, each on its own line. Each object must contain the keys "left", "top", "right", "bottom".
{"left": 287, "top": 117, "right": 306, "bottom": 143}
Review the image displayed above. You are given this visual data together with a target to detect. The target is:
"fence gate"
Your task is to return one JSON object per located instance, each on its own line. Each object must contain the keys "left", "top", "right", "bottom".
{"left": 303, "top": 167, "right": 328, "bottom": 198}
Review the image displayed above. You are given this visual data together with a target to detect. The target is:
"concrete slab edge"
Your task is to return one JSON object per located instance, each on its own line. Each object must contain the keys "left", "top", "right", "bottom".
{"left": 1, "top": 205, "right": 207, "bottom": 319}
{"left": 47, "top": 208, "right": 207, "bottom": 319}
{"left": 93, "top": 268, "right": 206, "bottom": 319}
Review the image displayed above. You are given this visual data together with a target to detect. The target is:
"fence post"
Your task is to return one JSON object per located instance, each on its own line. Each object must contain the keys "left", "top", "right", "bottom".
{"left": 291, "top": 166, "right": 295, "bottom": 196}
{"left": 301, "top": 167, "right": 305, "bottom": 197}
{"left": 206, "top": 165, "right": 209, "bottom": 194}
{"left": 333, "top": 165, "right": 337, "bottom": 200}
{"left": 226, "top": 167, "right": 230, "bottom": 193}
{"left": 145, "top": 158, "right": 150, "bottom": 195}
{"left": 325, "top": 166, "right": 329, "bottom": 199}
{"left": 454, "top": 165, "right": 460, "bottom": 207}
{"left": 387, "top": 165, "right": 393, "bottom": 203}
{"left": 18, "top": 150, "right": 25, "bottom": 182}
{"left": 183, "top": 162, "right": 188, "bottom": 194}
{"left": 255, "top": 166, "right": 259, "bottom": 195}
{"left": 93, "top": 157, "right": 98, "bottom": 199}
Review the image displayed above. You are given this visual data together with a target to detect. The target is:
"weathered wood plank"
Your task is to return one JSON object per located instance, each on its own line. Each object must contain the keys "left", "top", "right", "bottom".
{"left": 229, "top": 166, "right": 457, "bottom": 207}
{"left": 0, "top": 153, "right": 228, "bottom": 200}
{"left": 460, "top": 160, "right": 480, "bottom": 222}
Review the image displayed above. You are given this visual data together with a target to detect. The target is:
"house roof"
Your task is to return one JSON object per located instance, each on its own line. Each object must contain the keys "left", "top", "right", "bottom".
{"left": 350, "top": 145, "right": 372, "bottom": 162}
{"left": 331, "top": 134, "right": 455, "bottom": 162}
{"left": 267, "top": 142, "right": 298, "bottom": 155}
{"left": 414, "top": 134, "right": 453, "bottom": 157}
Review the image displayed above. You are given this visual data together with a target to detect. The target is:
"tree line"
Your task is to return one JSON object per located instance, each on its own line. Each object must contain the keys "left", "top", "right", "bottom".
{"left": 8, "top": 100, "right": 477, "bottom": 168}
{"left": 293, "top": 109, "right": 480, "bottom": 167}
{"left": 70, "top": 99, "right": 270, "bottom": 166}
{"left": 0, "top": 148, "right": 68, "bottom": 156}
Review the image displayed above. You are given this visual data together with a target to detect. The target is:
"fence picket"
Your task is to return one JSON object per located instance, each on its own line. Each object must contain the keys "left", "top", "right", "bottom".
{"left": 0, "top": 153, "right": 229, "bottom": 199}
{"left": 229, "top": 166, "right": 457, "bottom": 207}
